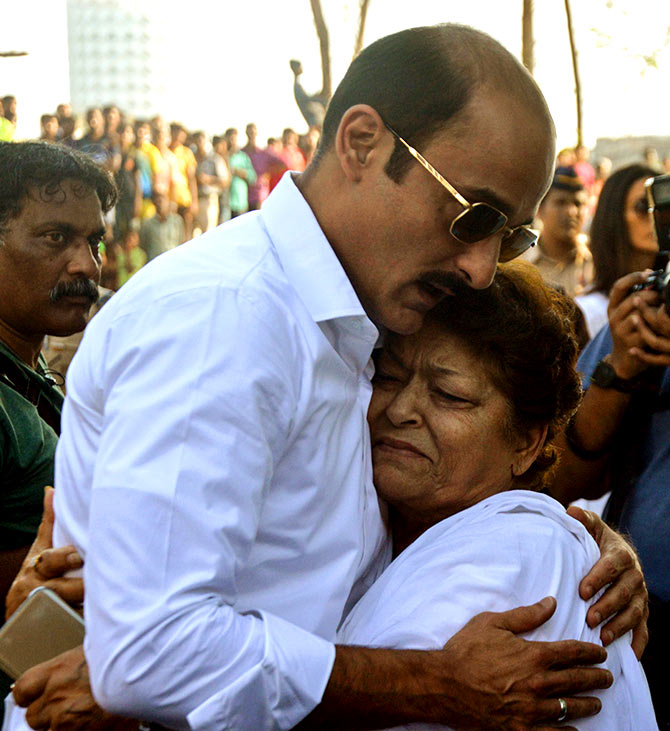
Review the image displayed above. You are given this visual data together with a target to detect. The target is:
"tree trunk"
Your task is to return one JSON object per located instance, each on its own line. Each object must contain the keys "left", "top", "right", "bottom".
{"left": 521, "top": 0, "right": 534, "bottom": 74}
{"left": 353, "top": 0, "right": 371, "bottom": 59}
{"left": 309, "top": 0, "right": 332, "bottom": 101}
{"left": 564, "top": 0, "right": 583, "bottom": 146}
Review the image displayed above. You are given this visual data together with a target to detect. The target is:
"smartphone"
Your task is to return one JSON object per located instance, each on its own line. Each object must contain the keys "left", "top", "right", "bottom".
{"left": 0, "top": 586, "right": 85, "bottom": 679}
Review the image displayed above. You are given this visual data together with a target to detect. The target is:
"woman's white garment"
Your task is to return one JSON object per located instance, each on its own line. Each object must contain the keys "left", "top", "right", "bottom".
{"left": 338, "top": 490, "right": 657, "bottom": 730}
{"left": 576, "top": 290, "right": 609, "bottom": 341}
{"left": 571, "top": 289, "right": 611, "bottom": 516}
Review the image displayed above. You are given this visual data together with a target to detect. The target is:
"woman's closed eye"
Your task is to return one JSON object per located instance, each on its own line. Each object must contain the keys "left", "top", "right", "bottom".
{"left": 431, "top": 387, "right": 471, "bottom": 406}
{"left": 372, "top": 371, "right": 403, "bottom": 387}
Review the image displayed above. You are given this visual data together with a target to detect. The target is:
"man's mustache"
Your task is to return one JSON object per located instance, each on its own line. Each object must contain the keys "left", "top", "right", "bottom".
{"left": 49, "top": 279, "right": 99, "bottom": 304}
{"left": 417, "top": 271, "right": 473, "bottom": 298}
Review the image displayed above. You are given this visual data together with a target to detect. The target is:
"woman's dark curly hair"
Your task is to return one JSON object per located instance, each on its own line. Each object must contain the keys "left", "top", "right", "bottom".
{"left": 427, "top": 260, "right": 582, "bottom": 491}
{"left": 0, "top": 141, "right": 117, "bottom": 233}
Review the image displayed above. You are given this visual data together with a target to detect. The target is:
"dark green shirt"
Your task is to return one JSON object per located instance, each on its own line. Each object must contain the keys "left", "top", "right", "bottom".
{"left": 0, "top": 341, "right": 63, "bottom": 550}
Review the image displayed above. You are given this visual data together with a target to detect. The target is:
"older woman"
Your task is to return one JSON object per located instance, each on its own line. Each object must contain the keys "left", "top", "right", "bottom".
{"left": 577, "top": 164, "right": 659, "bottom": 339}
{"left": 338, "top": 261, "right": 656, "bottom": 730}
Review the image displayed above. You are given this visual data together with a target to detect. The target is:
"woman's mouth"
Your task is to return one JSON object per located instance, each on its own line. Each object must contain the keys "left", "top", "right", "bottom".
{"left": 374, "top": 437, "right": 429, "bottom": 460}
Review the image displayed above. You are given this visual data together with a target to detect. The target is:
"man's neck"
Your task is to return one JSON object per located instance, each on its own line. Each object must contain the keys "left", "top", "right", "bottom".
{"left": 538, "top": 234, "right": 578, "bottom": 264}
{"left": 0, "top": 323, "right": 44, "bottom": 369}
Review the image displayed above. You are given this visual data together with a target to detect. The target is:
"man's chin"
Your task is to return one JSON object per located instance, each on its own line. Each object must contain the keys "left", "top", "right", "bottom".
{"left": 45, "top": 314, "right": 92, "bottom": 338}
{"left": 380, "top": 308, "right": 427, "bottom": 336}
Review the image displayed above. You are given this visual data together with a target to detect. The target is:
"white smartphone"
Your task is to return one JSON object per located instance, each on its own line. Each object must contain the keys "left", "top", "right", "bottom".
{"left": 0, "top": 586, "right": 85, "bottom": 679}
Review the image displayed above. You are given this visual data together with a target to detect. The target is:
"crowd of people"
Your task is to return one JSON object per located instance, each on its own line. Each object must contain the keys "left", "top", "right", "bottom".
{"left": 1, "top": 20, "right": 669, "bottom": 730}
{"left": 0, "top": 95, "right": 322, "bottom": 293}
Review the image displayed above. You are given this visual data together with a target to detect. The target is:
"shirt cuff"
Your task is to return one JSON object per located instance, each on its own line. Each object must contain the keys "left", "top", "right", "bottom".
{"left": 186, "top": 610, "right": 335, "bottom": 730}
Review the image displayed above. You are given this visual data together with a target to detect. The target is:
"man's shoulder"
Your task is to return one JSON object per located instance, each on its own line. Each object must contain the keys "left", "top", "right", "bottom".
{"left": 104, "top": 215, "right": 294, "bottom": 321}
{"left": 0, "top": 379, "right": 59, "bottom": 454}
{"left": 231, "top": 150, "right": 252, "bottom": 165}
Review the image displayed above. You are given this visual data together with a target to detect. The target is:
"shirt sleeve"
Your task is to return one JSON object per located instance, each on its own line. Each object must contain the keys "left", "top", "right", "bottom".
{"left": 74, "top": 285, "right": 335, "bottom": 730}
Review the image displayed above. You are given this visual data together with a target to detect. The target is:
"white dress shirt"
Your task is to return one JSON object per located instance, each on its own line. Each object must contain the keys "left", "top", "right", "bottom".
{"left": 51, "top": 174, "right": 389, "bottom": 730}
{"left": 338, "top": 490, "right": 657, "bottom": 730}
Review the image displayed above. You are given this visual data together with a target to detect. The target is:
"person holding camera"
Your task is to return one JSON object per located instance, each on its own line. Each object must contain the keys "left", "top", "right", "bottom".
{"left": 576, "top": 163, "right": 659, "bottom": 340}
{"left": 549, "top": 268, "right": 670, "bottom": 728}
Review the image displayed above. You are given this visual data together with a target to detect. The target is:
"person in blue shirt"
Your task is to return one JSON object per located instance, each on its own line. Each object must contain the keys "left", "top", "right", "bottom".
{"left": 549, "top": 268, "right": 670, "bottom": 729}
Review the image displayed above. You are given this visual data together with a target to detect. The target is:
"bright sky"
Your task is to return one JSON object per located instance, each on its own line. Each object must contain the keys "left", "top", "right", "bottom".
{"left": 2, "top": 0, "right": 670, "bottom": 150}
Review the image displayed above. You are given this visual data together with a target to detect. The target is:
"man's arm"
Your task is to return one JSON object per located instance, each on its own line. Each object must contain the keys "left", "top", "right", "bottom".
{"left": 298, "top": 600, "right": 607, "bottom": 730}
{"left": 14, "top": 603, "right": 608, "bottom": 731}
{"left": 13, "top": 501, "right": 644, "bottom": 730}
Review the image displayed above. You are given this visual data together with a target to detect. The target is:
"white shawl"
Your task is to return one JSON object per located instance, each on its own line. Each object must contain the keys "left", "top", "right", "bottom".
{"left": 338, "top": 490, "right": 657, "bottom": 730}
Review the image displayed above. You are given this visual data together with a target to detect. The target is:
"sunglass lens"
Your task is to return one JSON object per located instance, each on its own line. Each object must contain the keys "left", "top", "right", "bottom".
{"left": 451, "top": 204, "right": 507, "bottom": 244}
{"left": 499, "top": 228, "right": 538, "bottom": 262}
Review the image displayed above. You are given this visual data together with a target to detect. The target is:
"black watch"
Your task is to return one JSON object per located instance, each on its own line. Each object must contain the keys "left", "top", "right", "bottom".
{"left": 590, "top": 359, "right": 639, "bottom": 393}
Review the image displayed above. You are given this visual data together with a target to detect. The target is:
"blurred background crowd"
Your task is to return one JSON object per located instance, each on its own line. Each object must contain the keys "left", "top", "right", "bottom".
{"left": 0, "top": 95, "right": 325, "bottom": 292}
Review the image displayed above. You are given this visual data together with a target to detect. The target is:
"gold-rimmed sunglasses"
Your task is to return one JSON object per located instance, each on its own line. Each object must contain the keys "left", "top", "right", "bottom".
{"left": 385, "top": 124, "right": 539, "bottom": 262}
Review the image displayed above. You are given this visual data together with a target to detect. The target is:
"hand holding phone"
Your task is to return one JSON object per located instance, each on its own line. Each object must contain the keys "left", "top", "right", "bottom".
{"left": 0, "top": 586, "right": 84, "bottom": 680}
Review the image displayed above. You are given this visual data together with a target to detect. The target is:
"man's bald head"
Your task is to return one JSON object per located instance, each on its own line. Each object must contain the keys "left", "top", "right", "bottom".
{"left": 313, "top": 23, "right": 554, "bottom": 181}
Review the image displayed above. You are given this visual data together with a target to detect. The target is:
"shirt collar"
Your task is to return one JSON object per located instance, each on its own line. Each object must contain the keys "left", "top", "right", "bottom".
{"left": 260, "top": 173, "right": 373, "bottom": 327}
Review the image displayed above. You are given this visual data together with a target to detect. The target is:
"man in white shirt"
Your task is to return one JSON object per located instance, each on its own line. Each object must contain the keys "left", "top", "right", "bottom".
{"left": 12, "top": 24, "right": 646, "bottom": 731}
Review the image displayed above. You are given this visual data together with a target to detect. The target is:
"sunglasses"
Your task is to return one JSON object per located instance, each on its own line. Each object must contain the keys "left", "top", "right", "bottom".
{"left": 385, "top": 125, "right": 539, "bottom": 262}
{"left": 633, "top": 198, "right": 650, "bottom": 216}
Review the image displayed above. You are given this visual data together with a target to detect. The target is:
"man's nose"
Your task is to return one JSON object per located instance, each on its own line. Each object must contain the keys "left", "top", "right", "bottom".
{"left": 68, "top": 240, "right": 101, "bottom": 280}
{"left": 452, "top": 234, "right": 501, "bottom": 290}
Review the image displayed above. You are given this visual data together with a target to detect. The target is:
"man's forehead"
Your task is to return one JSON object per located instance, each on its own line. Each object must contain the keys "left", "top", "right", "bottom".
{"left": 422, "top": 103, "right": 555, "bottom": 221}
{"left": 543, "top": 188, "right": 587, "bottom": 206}
{"left": 18, "top": 181, "right": 103, "bottom": 225}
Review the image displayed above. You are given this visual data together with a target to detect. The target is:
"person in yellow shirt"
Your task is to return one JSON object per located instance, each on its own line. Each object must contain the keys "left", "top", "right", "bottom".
{"left": 169, "top": 122, "right": 198, "bottom": 240}
{"left": 134, "top": 120, "right": 164, "bottom": 219}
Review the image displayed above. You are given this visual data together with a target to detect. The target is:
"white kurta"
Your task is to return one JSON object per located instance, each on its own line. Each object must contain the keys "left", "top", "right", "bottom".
{"left": 5, "top": 174, "right": 389, "bottom": 731}
{"left": 338, "top": 491, "right": 657, "bottom": 730}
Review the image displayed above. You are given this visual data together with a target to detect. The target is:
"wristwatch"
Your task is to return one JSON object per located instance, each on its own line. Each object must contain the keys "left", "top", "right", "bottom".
{"left": 590, "top": 359, "right": 640, "bottom": 393}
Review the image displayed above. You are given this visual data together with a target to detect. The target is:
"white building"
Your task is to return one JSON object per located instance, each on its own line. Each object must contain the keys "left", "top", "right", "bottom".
{"left": 67, "top": 0, "right": 170, "bottom": 119}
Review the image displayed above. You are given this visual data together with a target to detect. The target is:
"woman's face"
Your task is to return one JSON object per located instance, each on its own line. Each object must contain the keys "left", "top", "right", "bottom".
{"left": 625, "top": 177, "right": 657, "bottom": 253}
{"left": 368, "top": 322, "right": 540, "bottom": 526}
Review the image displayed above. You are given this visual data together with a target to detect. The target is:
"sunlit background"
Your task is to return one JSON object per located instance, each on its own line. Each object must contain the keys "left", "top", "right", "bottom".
{"left": 2, "top": 0, "right": 670, "bottom": 150}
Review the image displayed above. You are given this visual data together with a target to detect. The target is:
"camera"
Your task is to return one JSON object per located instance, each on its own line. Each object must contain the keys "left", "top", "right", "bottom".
{"left": 647, "top": 173, "right": 670, "bottom": 251}
{"left": 631, "top": 174, "right": 670, "bottom": 311}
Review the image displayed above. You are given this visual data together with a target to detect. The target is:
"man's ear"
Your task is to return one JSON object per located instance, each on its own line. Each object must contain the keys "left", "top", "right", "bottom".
{"left": 334, "top": 105, "right": 389, "bottom": 183}
{"left": 512, "top": 423, "right": 549, "bottom": 477}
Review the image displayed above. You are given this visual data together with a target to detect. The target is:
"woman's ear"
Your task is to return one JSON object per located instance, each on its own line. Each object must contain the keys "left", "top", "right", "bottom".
{"left": 334, "top": 104, "right": 390, "bottom": 183}
{"left": 512, "top": 423, "right": 549, "bottom": 477}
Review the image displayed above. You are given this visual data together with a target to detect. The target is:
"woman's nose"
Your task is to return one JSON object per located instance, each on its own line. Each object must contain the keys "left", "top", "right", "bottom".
{"left": 386, "top": 384, "right": 423, "bottom": 427}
